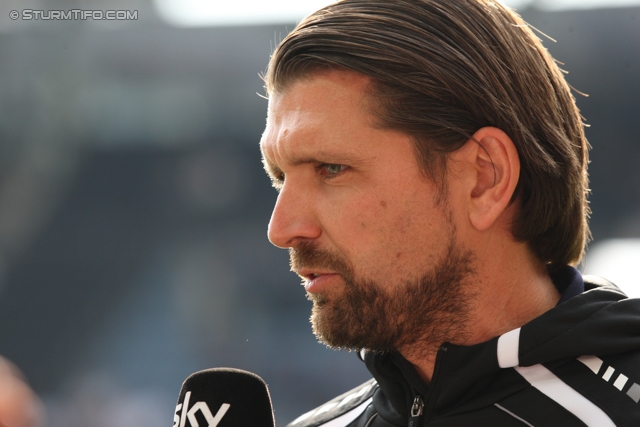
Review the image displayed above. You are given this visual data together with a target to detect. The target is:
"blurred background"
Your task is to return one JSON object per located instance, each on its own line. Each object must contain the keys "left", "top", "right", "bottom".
{"left": 0, "top": 0, "right": 637, "bottom": 426}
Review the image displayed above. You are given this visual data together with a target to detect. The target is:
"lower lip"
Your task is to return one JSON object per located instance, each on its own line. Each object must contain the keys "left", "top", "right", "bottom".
{"left": 304, "top": 274, "right": 341, "bottom": 293}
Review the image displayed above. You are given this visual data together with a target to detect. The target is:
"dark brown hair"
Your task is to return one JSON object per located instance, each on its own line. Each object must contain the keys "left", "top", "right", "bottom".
{"left": 265, "top": 0, "right": 590, "bottom": 271}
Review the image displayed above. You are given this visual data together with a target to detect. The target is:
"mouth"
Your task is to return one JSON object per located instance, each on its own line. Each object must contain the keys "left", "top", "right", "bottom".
{"left": 296, "top": 268, "right": 331, "bottom": 279}
{"left": 296, "top": 270, "right": 341, "bottom": 293}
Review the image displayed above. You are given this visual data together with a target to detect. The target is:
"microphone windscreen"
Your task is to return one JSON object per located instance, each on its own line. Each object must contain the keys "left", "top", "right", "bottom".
{"left": 173, "top": 368, "right": 275, "bottom": 427}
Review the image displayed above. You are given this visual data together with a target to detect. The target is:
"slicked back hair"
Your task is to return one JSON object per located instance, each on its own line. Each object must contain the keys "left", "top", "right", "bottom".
{"left": 264, "top": 0, "right": 590, "bottom": 272}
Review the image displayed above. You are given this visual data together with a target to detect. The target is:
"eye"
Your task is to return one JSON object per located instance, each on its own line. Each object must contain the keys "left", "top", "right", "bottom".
{"left": 320, "top": 164, "right": 347, "bottom": 178}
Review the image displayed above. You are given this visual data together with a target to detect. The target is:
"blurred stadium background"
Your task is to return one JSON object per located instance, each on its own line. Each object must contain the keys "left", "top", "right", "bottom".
{"left": 0, "top": 0, "right": 637, "bottom": 425}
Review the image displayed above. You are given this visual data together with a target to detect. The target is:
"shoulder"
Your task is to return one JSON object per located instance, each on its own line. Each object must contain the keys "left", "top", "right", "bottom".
{"left": 286, "top": 379, "right": 378, "bottom": 427}
{"left": 582, "top": 275, "right": 626, "bottom": 294}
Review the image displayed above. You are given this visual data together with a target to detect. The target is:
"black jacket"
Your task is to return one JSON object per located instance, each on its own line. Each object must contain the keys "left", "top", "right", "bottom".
{"left": 286, "top": 268, "right": 640, "bottom": 426}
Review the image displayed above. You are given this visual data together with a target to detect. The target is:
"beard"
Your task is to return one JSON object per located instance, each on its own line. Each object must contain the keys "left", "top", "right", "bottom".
{"left": 289, "top": 233, "right": 476, "bottom": 356}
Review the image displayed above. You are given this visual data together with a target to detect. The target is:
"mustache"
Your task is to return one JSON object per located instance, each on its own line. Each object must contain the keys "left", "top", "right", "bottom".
{"left": 289, "top": 241, "right": 353, "bottom": 278}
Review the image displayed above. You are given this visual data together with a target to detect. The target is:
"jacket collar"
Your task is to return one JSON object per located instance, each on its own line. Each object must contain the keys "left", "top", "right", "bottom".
{"left": 363, "top": 268, "right": 638, "bottom": 424}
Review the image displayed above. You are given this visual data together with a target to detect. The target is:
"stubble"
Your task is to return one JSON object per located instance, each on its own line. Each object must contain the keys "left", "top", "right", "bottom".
{"left": 289, "top": 232, "right": 476, "bottom": 357}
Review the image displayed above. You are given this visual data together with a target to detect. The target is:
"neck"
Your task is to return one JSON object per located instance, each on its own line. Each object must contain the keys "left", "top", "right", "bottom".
{"left": 401, "top": 242, "right": 560, "bottom": 384}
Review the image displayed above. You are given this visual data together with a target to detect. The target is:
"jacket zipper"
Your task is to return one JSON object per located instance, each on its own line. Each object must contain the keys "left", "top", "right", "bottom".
{"left": 408, "top": 394, "right": 424, "bottom": 427}
{"left": 407, "top": 344, "right": 448, "bottom": 427}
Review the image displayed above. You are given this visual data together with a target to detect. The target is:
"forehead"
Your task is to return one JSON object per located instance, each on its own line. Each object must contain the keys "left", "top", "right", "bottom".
{"left": 260, "top": 71, "right": 375, "bottom": 164}
{"left": 272, "top": 70, "right": 372, "bottom": 111}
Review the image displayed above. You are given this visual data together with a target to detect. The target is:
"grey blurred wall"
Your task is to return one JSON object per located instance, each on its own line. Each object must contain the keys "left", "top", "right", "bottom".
{"left": 0, "top": 2, "right": 637, "bottom": 426}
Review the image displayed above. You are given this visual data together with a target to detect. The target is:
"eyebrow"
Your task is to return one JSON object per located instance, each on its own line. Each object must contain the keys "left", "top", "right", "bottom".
{"left": 262, "top": 157, "right": 283, "bottom": 180}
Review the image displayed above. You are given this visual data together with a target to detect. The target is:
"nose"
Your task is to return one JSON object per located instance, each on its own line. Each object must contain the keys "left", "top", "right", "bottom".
{"left": 268, "top": 182, "right": 321, "bottom": 249}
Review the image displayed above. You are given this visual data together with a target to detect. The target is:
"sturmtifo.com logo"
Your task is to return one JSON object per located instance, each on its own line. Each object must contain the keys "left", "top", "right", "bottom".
{"left": 9, "top": 10, "right": 138, "bottom": 21}
{"left": 174, "top": 391, "right": 231, "bottom": 427}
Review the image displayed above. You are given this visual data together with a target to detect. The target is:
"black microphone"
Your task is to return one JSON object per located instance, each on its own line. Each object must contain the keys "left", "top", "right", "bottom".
{"left": 173, "top": 368, "right": 275, "bottom": 427}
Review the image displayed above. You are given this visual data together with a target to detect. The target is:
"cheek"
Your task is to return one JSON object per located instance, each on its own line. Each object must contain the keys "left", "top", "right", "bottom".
{"left": 321, "top": 192, "right": 391, "bottom": 251}
{"left": 318, "top": 183, "right": 446, "bottom": 278}
{"left": 336, "top": 196, "right": 416, "bottom": 272}
{"left": 372, "top": 195, "right": 447, "bottom": 272}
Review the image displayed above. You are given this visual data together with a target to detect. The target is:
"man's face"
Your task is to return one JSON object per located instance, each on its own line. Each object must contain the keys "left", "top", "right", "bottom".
{"left": 260, "top": 71, "right": 475, "bottom": 353}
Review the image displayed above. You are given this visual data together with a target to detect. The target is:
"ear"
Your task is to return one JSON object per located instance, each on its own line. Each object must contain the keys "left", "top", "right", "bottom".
{"left": 451, "top": 127, "right": 520, "bottom": 231}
